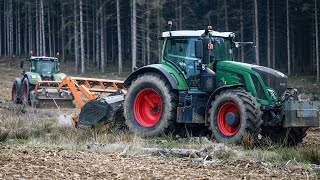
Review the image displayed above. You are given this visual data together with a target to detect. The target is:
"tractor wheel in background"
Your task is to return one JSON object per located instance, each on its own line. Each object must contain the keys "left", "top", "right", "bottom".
{"left": 124, "top": 74, "right": 177, "bottom": 137}
{"left": 261, "top": 126, "right": 308, "bottom": 146}
{"left": 209, "top": 89, "right": 263, "bottom": 144}
{"left": 12, "top": 79, "right": 22, "bottom": 104}
{"left": 22, "top": 78, "right": 35, "bottom": 105}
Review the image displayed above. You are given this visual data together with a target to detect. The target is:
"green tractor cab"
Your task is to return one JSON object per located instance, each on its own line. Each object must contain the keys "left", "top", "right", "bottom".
{"left": 122, "top": 26, "right": 319, "bottom": 145}
{"left": 12, "top": 56, "right": 74, "bottom": 108}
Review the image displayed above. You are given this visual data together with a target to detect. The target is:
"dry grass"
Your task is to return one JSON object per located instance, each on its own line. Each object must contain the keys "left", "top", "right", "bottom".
{"left": 0, "top": 106, "right": 135, "bottom": 151}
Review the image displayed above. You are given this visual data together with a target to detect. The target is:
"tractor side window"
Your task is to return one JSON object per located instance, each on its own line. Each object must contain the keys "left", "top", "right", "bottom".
{"left": 164, "top": 38, "right": 199, "bottom": 87}
{"left": 164, "top": 38, "right": 197, "bottom": 75}
{"left": 164, "top": 39, "right": 188, "bottom": 58}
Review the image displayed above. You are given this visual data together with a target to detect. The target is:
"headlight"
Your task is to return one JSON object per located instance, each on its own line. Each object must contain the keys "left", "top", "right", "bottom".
{"left": 267, "top": 89, "right": 277, "bottom": 100}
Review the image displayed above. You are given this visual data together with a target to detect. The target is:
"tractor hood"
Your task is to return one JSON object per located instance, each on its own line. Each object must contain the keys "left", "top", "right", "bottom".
{"left": 217, "top": 61, "right": 288, "bottom": 97}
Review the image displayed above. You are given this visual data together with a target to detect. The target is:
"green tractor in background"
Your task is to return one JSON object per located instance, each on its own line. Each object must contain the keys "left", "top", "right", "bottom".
{"left": 121, "top": 26, "right": 319, "bottom": 145}
{"left": 12, "top": 56, "right": 73, "bottom": 108}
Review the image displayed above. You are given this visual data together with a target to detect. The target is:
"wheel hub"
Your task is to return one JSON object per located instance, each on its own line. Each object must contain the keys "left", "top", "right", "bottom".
{"left": 151, "top": 103, "right": 160, "bottom": 114}
{"left": 225, "top": 112, "right": 240, "bottom": 126}
{"left": 133, "top": 88, "right": 163, "bottom": 127}
{"left": 217, "top": 102, "right": 241, "bottom": 136}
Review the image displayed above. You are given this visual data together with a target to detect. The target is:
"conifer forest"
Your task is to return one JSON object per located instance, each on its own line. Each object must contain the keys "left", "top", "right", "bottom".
{"left": 0, "top": 0, "right": 319, "bottom": 78}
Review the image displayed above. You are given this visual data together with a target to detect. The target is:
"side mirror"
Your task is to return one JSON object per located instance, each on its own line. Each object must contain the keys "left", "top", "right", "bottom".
{"left": 57, "top": 63, "right": 61, "bottom": 72}
{"left": 20, "top": 60, "right": 24, "bottom": 68}
{"left": 195, "top": 40, "right": 203, "bottom": 59}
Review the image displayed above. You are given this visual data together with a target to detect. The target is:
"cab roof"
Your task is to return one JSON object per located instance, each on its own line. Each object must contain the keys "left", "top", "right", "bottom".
{"left": 162, "top": 30, "right": 234, "bottom": 38}
{"left": 30, "top": 56, "right": 58, "bottom": 60}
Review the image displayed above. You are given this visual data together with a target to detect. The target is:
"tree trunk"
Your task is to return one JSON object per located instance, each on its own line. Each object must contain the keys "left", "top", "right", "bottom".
{"left": 117, "top": 0, "right": 122, "bottom": 75}
{"left": 95, "top": 1, "right": 100, "bottom": 69}
{"left": 254, "top": 0, "right": 259, "bottom": 65}
{"left": 291, "top": 23, "right": 295, "bottom": 74}
{"left": 6, "top": 0, "right": 9, "bottom": 57}
{"left": 74, "top": 0, "right": 79, "bottom": 73}
{"left": 224, "top": 0, "right": 228, "bottom": 31}
{"left": 36, "top": 0, "right": 39, "bottom": 55}
{"left": 0, "top": 1, "right": 3, "bottom": 56}
{"left": 92, "top": 0, "right": 96, "bottom": 65}
{"left": 17, "top": 0, "right": 21, "bottom": 57}
{"left": 61, "top": 1, "right": 65, "bottom": 61}
{"left": 48, "top": 3, "right": 52, "bottom": 56}
{"left": 100, "top": 4, "right": 105, "bottom": 73}
{"left": 316, "top": 0, "right": 319, "bottom": 82}
{"left": 9, "top": 0, "right": 13, "bottom": 58}
{"left": 240, "top": 0, "right": 244, "bottom": 62}
{"left": 4, "top": 1, "right": 7, "bottom": 57}
{"left": 287, "top": 0, "right": 291, "bottom": 76}
{"left": 40, "top": 0, "right": 45, "bottom": 56}
{"left": 24, "top": 11, "right": 28, "bottom": 56}
{"left": 179, "top": 0, "right": 182, "bottom": 30}
{"left": 272, "top": 0, "right": 276, "bottom": 69}
{"left": 157, "top": 0, "right": 162, "bottom": 62}
{"left": 80, "top": 0, "right": 85, "bottom": 74}
{"left": 132, "top": 0, "right": 137, "bottom": 71}
{"left": 146, "top": 0, "right": 151, "bottom": 65}
{"left": 52, "top": 11, "right": 56, "bottom": 57}
{"left": 267, "top": 0, "right": 271, "bottom": 67}
{"left": 86, "top": 0, "right": 90, "bottom": 67}
{"left": 28, "top": 3, "right": 32, "bottom": 56}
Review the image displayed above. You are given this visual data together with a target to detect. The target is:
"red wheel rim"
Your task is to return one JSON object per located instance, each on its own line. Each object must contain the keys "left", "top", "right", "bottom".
{"left": 23, "top": 82, "right": 28, "bottom": 103}
{"left": 12, "top": 84, "right": 17, "bottom": 102}
{"left": 133, "top": 88, "right": 163, "bottom": 127}
{"left": 217, "top": 102, "right": 240, "bottom": 136}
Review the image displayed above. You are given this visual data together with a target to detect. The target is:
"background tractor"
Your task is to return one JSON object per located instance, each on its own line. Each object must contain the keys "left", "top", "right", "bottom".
{"left": 12, "top": 56, "right": 74, "bottom": 108}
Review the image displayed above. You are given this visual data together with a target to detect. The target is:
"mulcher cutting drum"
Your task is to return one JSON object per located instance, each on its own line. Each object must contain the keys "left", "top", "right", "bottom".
{"left": 78, "top": 95, "right": 125, "bottom": 127}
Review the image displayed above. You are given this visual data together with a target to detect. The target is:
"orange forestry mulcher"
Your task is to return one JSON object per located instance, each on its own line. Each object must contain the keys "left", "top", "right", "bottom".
{"left": 57, "top": 76, "right": 127, "bottom": 127}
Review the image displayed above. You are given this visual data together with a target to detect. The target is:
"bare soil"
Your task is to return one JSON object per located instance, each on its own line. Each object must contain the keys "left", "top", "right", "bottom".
{"left": 0, "top": 59, "right": 319, "bottom": 179}
{"left": 0, "top": 144, "right": 316, "bottom": 179}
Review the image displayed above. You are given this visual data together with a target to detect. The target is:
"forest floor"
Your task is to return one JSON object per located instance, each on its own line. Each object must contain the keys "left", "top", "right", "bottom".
{"left": 0, "top": 58, "right": 320, "bottom": 179}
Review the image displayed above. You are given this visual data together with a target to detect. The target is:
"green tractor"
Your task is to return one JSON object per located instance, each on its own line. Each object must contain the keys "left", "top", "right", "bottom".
{"left": 76, "top": 26, "right": 319, "bottom": 145}
{"left": 12, "top": 56, "right": 74, "bottom": 108}
{"left": 121, "top": 27, "right": 319, "bottom": 145}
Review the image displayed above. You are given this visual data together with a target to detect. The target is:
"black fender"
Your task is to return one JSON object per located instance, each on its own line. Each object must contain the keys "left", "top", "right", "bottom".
{"left": 204, "top": 84, "right": 245, "bottom": 125}
{"left": 124, "top": 65, "right": 179, "bottom": 90}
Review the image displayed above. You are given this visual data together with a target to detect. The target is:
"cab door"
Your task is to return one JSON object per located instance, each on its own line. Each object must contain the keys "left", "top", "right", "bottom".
{"left": 163, "top": 37, "right": 200, "bottom": 88}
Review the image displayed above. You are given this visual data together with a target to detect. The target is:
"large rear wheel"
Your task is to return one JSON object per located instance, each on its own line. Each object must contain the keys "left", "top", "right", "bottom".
{"left": 12, "top": 79, "right": 22, "bottom": 104}
{"left": 22, "top": 78, "right": 35, "bottom": 105}
{"left": 124, "top": 74, "right": 177, "bottom": 137}
{"left": 209, "top": 89, "right": 263, "bottom": 144}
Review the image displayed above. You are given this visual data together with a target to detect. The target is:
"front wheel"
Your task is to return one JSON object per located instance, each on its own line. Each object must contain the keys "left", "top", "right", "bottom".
{"left": 261, "top": 126, "right": 308, "bottom": 146}
{"left": 124, "top": 74, "right": 177, "bottom": 137}
{"left": 209, "top": 89, "right": 263, "bottom": 144}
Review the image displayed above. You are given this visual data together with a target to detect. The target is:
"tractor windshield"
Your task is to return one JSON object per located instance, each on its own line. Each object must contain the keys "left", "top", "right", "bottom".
{"left": 210, "top": 37, "right": 233, "bottom": 62}
{"left": 37, "top": 60, "right": 56, "bottom": 74}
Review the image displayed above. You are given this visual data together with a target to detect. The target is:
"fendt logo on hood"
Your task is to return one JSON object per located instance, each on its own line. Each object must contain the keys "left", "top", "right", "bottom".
{"left": 280, "top": 83, "right": 286, "bottom": 87}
